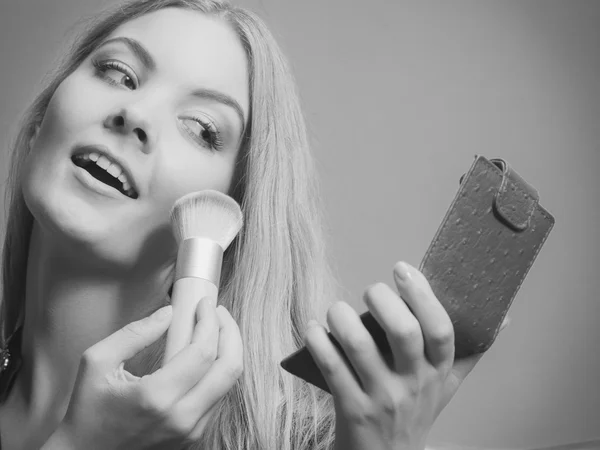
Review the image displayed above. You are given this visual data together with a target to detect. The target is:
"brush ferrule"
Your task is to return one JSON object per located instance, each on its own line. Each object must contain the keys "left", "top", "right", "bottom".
{"left": 175, "top": 238, "right": 224, "bottom": 285}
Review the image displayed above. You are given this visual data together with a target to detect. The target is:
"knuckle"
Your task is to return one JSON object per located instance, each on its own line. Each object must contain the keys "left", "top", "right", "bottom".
{"left": 429, "top": 324, "right": 455, "bottom": 346}
{"left": 190, "top": 342, "right": 218, "bottom": 362}
{"left": 377, "top": 387, "right": 412, "bottom": 417}
{"left": 380, "top": 393, "right": 402, "bottom": 417}
{"left": 165, "top": 409, "right": 196, "bottom": 437}
{"left": 104, "top": 373, "right": 123, "bottom": 394}
{"left": 344, "top": 334, "right": 372, "bottom": 355}
{"left": 338, "top": 397, "right": 374, "bottom": 424}
{"left": 389, "top": 320, "right": 422, "bottom": 343}
{"left": 123, "top": 321, "right": 146, "bottom": 338}
{"left": 137, "top": 382, "right": 171, "bottom": 416}
{"left": 81, "top": 348, "right": 102, "bottom": 369}
{"left": 344, "top": 407, "right": 375, "bottom": 425}
{"left": 224, "top": 360, "right": 244, "bottom": 381}
{"left": 403, "top": 376, "right": 422, "bottom": 398}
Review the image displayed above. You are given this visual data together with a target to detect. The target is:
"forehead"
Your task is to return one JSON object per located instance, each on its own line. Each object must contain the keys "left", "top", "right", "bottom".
{"left": 106, "top": 8, "right": 249, "bottom": 116}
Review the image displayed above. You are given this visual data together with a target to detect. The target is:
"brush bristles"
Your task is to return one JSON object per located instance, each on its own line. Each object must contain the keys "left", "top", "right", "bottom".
{"left": 170, "top": 190, "right": 243, "bottom": 250}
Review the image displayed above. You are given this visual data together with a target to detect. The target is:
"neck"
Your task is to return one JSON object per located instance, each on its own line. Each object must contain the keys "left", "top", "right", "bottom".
{"left": 2, "top": 222, "right": 173, "bottom": 443}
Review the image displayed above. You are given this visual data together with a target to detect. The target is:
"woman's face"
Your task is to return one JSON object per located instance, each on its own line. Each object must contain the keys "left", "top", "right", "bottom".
{"left": 22, "top": 8, "right": 249, "bottom": 271}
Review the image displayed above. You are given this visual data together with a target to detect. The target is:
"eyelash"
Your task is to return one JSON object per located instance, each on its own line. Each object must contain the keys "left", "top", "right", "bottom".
{"left": 92, "top": 59, "right": 138, "bottom": 90}
{"left": 91, "top": 58, "right": 223, "bottom": 151}
{"left": 182, "top": 115, "right": 224, "bottom": 151}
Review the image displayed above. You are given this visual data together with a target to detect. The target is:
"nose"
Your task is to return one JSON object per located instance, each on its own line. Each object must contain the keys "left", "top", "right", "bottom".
{"left": 104, "top": 108, "right": 151, "bottom": 151}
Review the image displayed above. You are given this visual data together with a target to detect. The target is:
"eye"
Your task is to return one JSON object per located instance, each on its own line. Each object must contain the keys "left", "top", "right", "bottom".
{"left": 181, "top": 116, "right": 223, "bottom": 151}
{"left": 92, "top": 59, "right": 138, "bottom": 90}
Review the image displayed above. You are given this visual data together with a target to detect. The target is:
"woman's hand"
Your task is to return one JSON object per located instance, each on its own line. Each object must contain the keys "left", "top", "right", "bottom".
{"left": 44, "top": 298, "right": 243, "bottom": 450}
{"left": 304, "top": 261, "right": 509, "bottom": 450}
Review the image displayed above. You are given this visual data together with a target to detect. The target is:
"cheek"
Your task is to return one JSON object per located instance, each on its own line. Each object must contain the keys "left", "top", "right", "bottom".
{"left": 151, "top": 150, "right": 238, "bottom": 209}
{"left": 38, "top": 76, "right": 93, "bottom": 145}
{"left": 22, "top": 76, "right": 93, "bottom": 204}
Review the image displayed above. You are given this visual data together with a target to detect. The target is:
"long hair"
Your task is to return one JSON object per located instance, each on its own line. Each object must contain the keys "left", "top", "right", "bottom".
{"left": 1, "top": 0, "right": 339, "bottom": 448}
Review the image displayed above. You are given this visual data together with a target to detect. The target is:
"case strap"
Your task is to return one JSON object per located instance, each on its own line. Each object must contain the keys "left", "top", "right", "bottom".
{"left": 459, "top": 156, "right": 540, "bottom": 232}
{"left": 490, "top": 158, "right": 539, "bottom": 231}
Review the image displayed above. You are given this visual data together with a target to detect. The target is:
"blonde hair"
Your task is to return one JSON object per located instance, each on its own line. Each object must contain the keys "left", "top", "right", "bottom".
{"left": 1, "top": 0, "right": 339, "bottom": 448}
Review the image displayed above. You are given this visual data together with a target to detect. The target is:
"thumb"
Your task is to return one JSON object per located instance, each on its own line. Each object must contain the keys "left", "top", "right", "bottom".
{"left": 499, "top": 315, "right": 511, "bottom": 332}
{"left": 196, "top": 295, "right": 218, "bottom": 319}
{"left": 87, "top": 306, "right": 173, "bottom": 372}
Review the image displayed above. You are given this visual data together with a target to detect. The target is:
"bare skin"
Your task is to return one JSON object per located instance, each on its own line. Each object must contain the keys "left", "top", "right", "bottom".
{"left": 0, "top": 7, "right": 508, "bottom": 450}
{"left": 0, "top": 8, "right": 249, "bottom": 449}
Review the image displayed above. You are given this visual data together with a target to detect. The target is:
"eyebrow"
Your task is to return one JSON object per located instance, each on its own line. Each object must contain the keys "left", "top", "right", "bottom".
{"left": 97, "top": 36, "right": 247, "bottom": 131}
{"left": 99, "top": 36, "right": 156, "bottom": 71}
{"left": 190, "top": 88, "right": 246, "bottom": 133}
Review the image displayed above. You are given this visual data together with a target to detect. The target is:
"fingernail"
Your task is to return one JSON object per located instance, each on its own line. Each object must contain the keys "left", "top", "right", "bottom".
{"left": 500, "top": 316, "right": 511, "bottom": 331}
{"left": 154, "top": 305, "right": 172, "bottom": 320}
{"left": 394, "top": 261, "right": 412, "bottom": 282}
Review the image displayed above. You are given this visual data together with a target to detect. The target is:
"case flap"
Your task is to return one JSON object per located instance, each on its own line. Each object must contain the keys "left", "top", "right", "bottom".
{"left": 491, "top": 158, "right": 539, "bottom": 231}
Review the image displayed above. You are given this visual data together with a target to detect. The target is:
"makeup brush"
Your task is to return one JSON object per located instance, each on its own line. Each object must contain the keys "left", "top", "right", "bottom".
{"left": 163, "top": 190, "right": 243, "bottom": 363}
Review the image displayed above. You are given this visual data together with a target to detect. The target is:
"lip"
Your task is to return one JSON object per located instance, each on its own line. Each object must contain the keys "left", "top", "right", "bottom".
{"left": 72, "top": 164, "right": 132, "bottom": 200}
{"left": 71, "top": 144, "right": 140, "bottom": 197}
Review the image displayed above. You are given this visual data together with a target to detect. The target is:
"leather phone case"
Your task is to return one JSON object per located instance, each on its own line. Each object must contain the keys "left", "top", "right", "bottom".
{"left": 280, "top": 155, "right": 555, "bottom": 393}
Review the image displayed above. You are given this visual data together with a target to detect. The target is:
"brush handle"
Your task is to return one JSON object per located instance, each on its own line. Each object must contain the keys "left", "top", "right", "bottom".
{"left": 164, "top": 277, "right": 218, "bottom": 363}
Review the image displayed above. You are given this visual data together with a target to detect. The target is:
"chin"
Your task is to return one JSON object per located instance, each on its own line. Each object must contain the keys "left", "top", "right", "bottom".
{"left": 23, "top": 182, "right": 141, "bottom": 270}
{"left": 21, "top": 157, "right": 174, "bottom": 274}
{"left": 24, "top": 197, "right": 174, "bottom": 275}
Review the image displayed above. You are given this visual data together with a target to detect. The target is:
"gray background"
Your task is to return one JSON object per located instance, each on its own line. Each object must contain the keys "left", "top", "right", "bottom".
{"left": 0, "top": 1, "right": 598, "bottom": 448}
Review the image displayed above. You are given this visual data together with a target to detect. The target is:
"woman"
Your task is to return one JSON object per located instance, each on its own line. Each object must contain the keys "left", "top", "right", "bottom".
{"left": 0, "top": 0, "right": 505, "bottom": 448}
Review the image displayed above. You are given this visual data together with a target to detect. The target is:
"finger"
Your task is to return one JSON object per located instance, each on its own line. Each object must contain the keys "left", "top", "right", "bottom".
{"left": 192, "top": 296, "right": 219, "bottom": 345}
{"left": 393, "top": 262, "right": 455, "bottom": 369}
{"left": 500, "top": 316, "right": 511, "bottom": 332}
{"left": 86, "top": 306, "right": 173, "bottom": 372}
{"left": 364, "top": 283, "right": 425, "bottom": 374}
{"left": 146, "top": 297, "right": 219, "bottom": 398}
{"left": 178, "top": 305, "right": 244, "bottom": 431}
{"left": 304, "top": 313, "right": 369, "bottom": 406}
{"left": 325, "top": 301, "right": 392, "bottom": 394}
{"left": 164, "top": 279, "right": 216, "bottom": 363}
